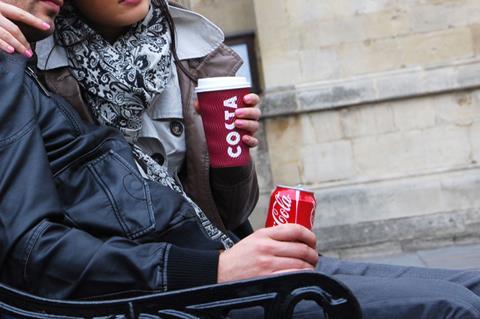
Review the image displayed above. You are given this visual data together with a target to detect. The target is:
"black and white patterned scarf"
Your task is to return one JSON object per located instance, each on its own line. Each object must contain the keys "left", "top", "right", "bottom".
{"left": 54, "top": 2, "right": 234, "bottom": 249}
{"left": 55, "top": 3, "right": 172, "bottom": 143}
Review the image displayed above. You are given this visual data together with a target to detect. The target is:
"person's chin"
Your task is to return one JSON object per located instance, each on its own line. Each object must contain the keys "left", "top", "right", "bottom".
{"left": 17, "top": 22, "right": 54, "bottom": 43}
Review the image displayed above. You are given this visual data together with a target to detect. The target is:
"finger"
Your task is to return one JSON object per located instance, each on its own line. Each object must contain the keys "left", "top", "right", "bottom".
{"left": 193, "top": 100, "right": 200, "bottom": 113}
{"left": 0, "top": 22, "right": 30, "bottom": 56}
{"left": 266, "top": 224, "right": 317, "bottom": 249}
{"left": 242, "top": 135, "right": 258, "bottom": 148}
{"left": 269, "top": 241, "right": 319, "bottom": 266}
{"left": 235, "top": 107, "right": 261, "bottom": 120}
{"left": 243, "top": 93, "right": 260, "bottom": 106}
{"left": 235, "top": 119, "right": 259, "bottom": 133}
{"left": 0, "top": 16, "right": 30, "bottom": 46}
{"left": 0, "top": 38, "right": 14, "bottom": 54}
{"left": 0, "top": 2, "right": 50, "bottom": 31}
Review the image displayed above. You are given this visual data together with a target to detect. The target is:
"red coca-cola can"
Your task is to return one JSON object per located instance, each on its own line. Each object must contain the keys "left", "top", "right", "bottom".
{"left": 265, "top": 185, "right": 317, "bottom": 230}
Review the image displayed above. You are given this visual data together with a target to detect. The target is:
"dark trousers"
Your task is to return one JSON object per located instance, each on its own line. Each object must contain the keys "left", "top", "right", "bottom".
{"left": 231, "top": 257, "right": 480, "bottom": 319}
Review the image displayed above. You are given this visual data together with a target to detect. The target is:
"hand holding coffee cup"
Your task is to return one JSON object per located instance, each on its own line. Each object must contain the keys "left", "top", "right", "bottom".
{"left": 195, "top": 77, "right": 253, "bottom": 168}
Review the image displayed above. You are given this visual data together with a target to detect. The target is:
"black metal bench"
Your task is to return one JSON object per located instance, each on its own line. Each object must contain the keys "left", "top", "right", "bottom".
{"left": 0, "top": 271, "right": 362, "bottom": 319}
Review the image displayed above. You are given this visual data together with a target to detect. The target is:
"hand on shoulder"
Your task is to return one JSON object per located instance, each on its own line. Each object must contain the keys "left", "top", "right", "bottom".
{"left": 0, "top": 2, "right": 51, "bottom": 57}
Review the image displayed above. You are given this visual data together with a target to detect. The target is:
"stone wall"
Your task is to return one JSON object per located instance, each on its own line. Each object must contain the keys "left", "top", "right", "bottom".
{"left": 253, "top": 0, "right": 480, "bottom": 88}
{"left": 176, "top": 0, "right": 256, "bottom": 35}
{"left": 250, "top": 0, "right": 480, "bottom": 257}
{"left": 260, "top": 90, "right": 480, "bottom": 258}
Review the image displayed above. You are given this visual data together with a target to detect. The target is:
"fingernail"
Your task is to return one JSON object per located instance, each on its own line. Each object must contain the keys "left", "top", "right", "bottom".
{"left": 42, "top": 22, "right": 51, "bottom": 30}
{"left": 24, "top": 49, "right": 33, "bottom": 58}
{"left": 243, "top": 95, "right": 252, "bottom": 103}
{"left": 6, "top": 46, "right": 14, "bottom": 54}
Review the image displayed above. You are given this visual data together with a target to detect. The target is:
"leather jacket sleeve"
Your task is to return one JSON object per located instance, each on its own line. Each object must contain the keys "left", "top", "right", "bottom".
{"left": 0, "top": 54, "right": 219, "bottom": 299}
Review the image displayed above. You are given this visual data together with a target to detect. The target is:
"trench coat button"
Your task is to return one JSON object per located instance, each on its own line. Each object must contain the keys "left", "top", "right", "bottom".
{"left": 170, "top": 120, "right": 184, "bottom": 137}
{"left": 151, "top": 153, "right": 165, "bottom": 165}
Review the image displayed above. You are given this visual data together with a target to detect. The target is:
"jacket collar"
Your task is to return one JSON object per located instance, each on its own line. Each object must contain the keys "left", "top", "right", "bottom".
{"left": 36, "top": 5, "right": 225, "bottom": 71}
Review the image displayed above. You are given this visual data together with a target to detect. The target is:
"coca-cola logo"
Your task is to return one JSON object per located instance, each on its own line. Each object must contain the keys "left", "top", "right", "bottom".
{"left": 271, "top": 193, "right": 292, "bottom": 226}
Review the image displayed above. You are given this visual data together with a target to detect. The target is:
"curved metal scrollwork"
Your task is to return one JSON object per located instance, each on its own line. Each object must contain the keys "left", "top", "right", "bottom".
{"left": 0, "top": 272, "right": 361, "bottom": 319}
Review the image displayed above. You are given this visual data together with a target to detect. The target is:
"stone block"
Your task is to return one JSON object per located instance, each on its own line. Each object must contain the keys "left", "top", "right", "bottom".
{"left": 265, "top": 115, "right": 316, "bottom": 151}
{"left": 299, "top": 48, "right": 340, "bottom": 83}
{"left": 352, "top": 125, "right": 471, "bottom": 177}
{"left": 456, "top": 59, "right": 480, "bottom": 88}
{"left": 250, "top": 191, "right": 270, "bottom": 230}
{"left": 337, "top": 38, "right": 404, "bottom": 77}
{"left": 392, "top": 96, "right": 436, "bottom": 131}
{"left": 314, "top": 168, "right": 480, "bottom": 228}
{"left": 251, "top": 148, "right": 273, "bottom": 192}
{"left": 472, "top": 23, "right": 480, "bottom": 56}
{"left": 470, "top": 121, "right": 480, "bottom": 163}
{"left": 285, "top": 0, "right": 343, "bottom": 23}
{"left": 401, "top": 27, "right": 474, "bottom": 68}
{"left": 351, "top": 0, "right": 398, "bottom": 15}
{"left": 401, "top": 238, "right": 455, "bottom": 253}
{"left": 253, "top": 1, "right": 301, "bottom": 54}
{"left": 410, "top": 0, "right": 480, "bottom": 34}
{"left": 261, "top": 89, "right": 297, "bottom": 117}
{"left": 338, "top": 242, "right": 403, "bottom": 260}
{"left": 359, "top": 9, "right": 409, "bottom": 41}
{"left": 310, "top": 111, "right": 344, "bottom": 143}
{"left": 315, "top": 207, "right": 480, "bottom": 251}
{"left": 297, "top": 78, "right": 378, "bottom": 111}
{"left": 262, "top": 52, "right": 303, "bottom": 89}
{"left": 269, "top": 161, "right": 302, "bottom": 187}
{"left": 342, "top": 28, "right": 475, "bottom": 75}
{"left": 300, "top": 16, "right": 364, "bottom": 49}
{"left": 341, "top": 102, "right": 397, "bottom": 138}
{"left": 189, "top": 0, "right": 256, "bottom": 35}
{"left": 265, "top": 110, "right": 343, "bottom": 144}
{"left": 435, "top": 91, "right": 480, "bottom": 126}
{"left": 300, "top": 141, "right": 355, "bottom": 184}
{"left": 250, "top": 122, "right": 274, "bottom": 191}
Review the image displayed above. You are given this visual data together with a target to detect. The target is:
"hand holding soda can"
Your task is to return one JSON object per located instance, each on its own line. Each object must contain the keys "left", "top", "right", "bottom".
{"left": 265, "top": 185, "right": 317, "bottom": 230}
{"left": 195, "top": 77, "right": 252, "bottom": 168}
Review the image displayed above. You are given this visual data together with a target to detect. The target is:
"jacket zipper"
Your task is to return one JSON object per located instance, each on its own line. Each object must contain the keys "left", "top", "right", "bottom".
{"left": 25, "top": 66, "right": 51, "bottom": 97}
{"left": 26, "top": 67, "right": 85, "bottom": 136}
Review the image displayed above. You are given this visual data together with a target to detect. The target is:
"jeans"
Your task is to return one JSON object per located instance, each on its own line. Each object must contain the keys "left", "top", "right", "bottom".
{"left": 230, "top": 257, "right": 480, "bottom": 319}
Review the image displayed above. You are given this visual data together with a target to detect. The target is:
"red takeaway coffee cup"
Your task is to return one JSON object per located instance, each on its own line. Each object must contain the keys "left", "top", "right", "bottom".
{"left": 195, "top": 77, "right": 252, "bottom": 168}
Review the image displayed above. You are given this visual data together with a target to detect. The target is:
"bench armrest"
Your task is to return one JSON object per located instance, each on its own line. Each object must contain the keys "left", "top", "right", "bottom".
{"left": 0, "top": 271, "right": 362, "bottom": 319}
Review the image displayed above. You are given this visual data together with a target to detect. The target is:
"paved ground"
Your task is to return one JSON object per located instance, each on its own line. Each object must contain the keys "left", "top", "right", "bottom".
{"left": 352, "top": 243, "right": 480, "bottom": 270}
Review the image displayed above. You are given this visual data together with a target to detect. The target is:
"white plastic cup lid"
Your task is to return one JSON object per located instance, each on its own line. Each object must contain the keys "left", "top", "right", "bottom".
{"left": 195, "top": 77, "right": 251, "bottom": 93}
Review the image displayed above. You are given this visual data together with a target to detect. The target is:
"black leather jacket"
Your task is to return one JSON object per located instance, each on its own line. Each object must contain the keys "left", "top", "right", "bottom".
{"left": 0, "top": 54, "right": 232, "bottom": 299}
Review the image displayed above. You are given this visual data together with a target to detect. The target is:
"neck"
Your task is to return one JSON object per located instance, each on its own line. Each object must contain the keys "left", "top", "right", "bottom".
{"left": 92, "top": 25, "right": 129, "bottom": 43}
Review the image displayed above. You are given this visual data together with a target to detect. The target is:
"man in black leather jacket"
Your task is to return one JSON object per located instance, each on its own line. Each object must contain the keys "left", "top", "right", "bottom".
{"left": 3, "top": 2, "right": 480, "bottom": 319}
{"left": 0, "top": 0, "right": 320, "bottom": 301}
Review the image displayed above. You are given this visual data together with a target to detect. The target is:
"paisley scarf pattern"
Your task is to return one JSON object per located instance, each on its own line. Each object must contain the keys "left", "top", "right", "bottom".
{"left": 55, "top": 3, "right": 171, "bottom": 142}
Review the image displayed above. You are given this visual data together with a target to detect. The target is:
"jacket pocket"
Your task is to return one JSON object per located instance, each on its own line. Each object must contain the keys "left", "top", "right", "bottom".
{"left": 55, "top": 150, "right": 155, "bottom": 240}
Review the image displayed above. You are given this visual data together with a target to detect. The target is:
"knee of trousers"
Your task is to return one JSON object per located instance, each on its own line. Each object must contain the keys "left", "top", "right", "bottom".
{"left": 333, "top": 275, "right": 480, "bottom": 319}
